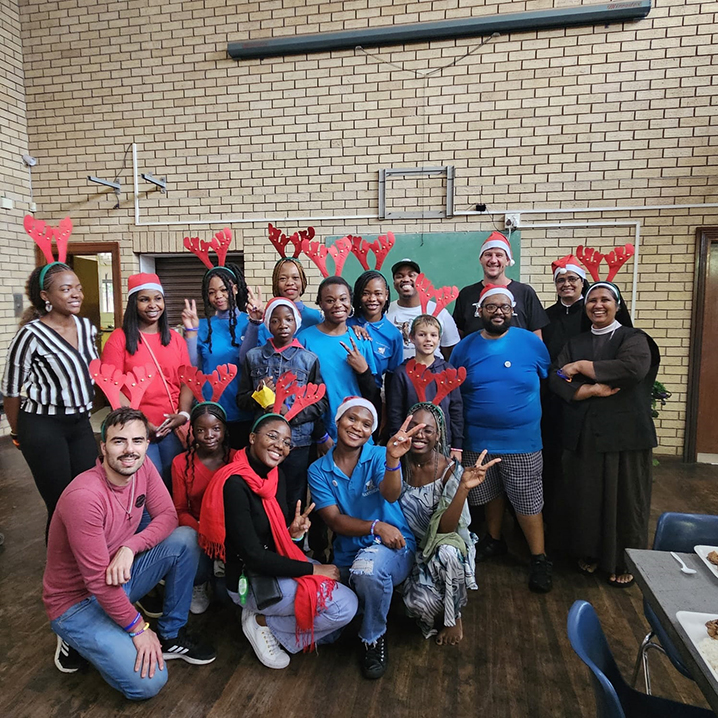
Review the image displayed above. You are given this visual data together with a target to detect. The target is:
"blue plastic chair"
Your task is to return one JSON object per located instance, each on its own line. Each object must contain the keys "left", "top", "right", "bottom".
{"left": 632, "top": 512, "right": 718, "bottom": 694}
{"left": 567, "top": 600, "right": 715, "bottom": 717}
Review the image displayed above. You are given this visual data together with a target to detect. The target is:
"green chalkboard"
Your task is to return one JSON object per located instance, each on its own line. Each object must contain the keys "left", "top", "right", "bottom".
{"left": 329, "top": 231, "right": 521, "bottom": 311}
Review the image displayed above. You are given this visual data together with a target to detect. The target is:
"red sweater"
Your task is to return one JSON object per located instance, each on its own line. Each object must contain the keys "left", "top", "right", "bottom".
{"left": 101, "top": 328, "right": 190, "bottom": 427}
{"left": 171, "top": 450, "right": 237, "bottom": 531}
{"left": 43, "top": 459, "right": 178, "bottom": 627}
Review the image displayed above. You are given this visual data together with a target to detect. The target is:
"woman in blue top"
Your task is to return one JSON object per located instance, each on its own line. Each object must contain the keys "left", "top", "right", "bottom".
{"left": 182, "top": 263, "right": 254, "bottom": 448}
{"left": 348, "top": 270, "right": 403, "bottom": 390}
{"left": 272, "top": 258, "right": 323, "bottom": 328}
{"left": 297, "top": 276, "right": 379, "bottom": 444}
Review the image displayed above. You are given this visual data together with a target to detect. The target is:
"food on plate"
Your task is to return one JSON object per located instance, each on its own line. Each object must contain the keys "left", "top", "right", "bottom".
{"left": 707, "top": 550, "right": 718, "bottom": 566}
{"left": 698, "top": 636, "right": 718, "bottom": 673}
{"left": 706, "top": 619, "right": 718, "bottom": 639}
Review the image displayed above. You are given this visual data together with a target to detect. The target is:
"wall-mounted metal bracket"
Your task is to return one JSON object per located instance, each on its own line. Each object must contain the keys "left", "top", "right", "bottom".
{"left": 141, "top": 173, "right": 167, "bottom": 194}
{"left": 379, "top": 166, "right": 454, "bottom": 220}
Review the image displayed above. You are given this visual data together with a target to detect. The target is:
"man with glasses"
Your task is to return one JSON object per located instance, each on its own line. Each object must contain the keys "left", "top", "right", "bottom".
{"left": 451, "top": 285, "right": 553, "bottom": 593}
{"left": 452, "top": 232, "right": 549, "bottom": 338}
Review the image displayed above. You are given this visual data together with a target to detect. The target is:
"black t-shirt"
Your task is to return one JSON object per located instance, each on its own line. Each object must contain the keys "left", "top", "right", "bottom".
{"left": 453, "top": 280, "right": 549, "bottom": 336}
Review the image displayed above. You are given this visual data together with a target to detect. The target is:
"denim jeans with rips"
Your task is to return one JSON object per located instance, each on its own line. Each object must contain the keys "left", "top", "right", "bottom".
{"left": 50, "top": 526, "right": 200, "bottom": 701}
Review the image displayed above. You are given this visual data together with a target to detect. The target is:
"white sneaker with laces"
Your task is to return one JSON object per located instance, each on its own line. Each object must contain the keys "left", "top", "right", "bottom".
{"left": 241, "top": 608, "right": 290, "bottom": 669}
{"left": 190, "top": 582, "right": 210, "bottom": 614}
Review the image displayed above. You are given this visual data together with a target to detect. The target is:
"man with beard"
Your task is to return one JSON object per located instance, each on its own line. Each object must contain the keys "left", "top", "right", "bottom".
{"left": 43, "top": 407, "right": 216, "bottom": 700}
{"left": 452, "top": 232, "right": 548, "bottom": 338}
{"left": 451, "top": 285, "right": 552, "bottom": 593}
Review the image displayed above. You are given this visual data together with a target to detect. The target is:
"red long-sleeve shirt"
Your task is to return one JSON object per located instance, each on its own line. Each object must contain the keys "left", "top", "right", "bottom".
{"left": 43, "top": 459, "right": 178, "bottom": 627}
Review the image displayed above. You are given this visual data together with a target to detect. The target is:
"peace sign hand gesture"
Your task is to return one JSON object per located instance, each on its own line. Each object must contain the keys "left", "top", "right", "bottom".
{"left": 246, "top": 286, "right": 265, "bottom": 322}
{"left": 386, "top": 415, "right": 427, "bottom": 462}
{"left": 182, "top": 299, "right": 199, "bottom": 331}
{"left": 460, "top": 450, "right": 501, "bottom": 492}
{"left": 339, "top": 336, "right": 369, "bottom": 374}
{"left": 289, "top": 501, "right": 315, "bottom": 539}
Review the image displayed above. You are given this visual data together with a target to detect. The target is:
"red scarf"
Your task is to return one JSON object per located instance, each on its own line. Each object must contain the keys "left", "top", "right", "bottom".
{"left": 199, "top": 448, "right": 334, "bottom": 650}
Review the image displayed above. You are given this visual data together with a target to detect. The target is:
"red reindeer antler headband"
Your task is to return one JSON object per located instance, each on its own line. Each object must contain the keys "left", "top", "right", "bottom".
{"left": 406, "top": 359, "right": 466, "bottom": 405}
{"left": 89, "top": 360, "right": 158, "bottom": 410}
{"left": 267, "top": 223, "right": 307, "bottom": 259}
{"left": 271, "top": 371, "right": 327, "bottom": 422}
{"left": 178, "top": 364, "right": 238, "bottom": 404}
{"left": 183, "top": 228, "right": 232, "bottom": 270}
{"left": 576, "top": 243, "right": 634, "bottom": 282}
{"left": 414, "top": 273, "right": 459, "bottom": 317}
{"left": 24, "top": 214, "right": 72, "bottom": 265}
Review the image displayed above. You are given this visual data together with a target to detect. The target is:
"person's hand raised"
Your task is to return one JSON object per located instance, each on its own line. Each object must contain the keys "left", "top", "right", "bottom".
{"left": 182, "top": 299, "right": 199, "bottom": 331}
{"left": 386, "top": 415, "right": 427, "bottom": 462}
{"left": 459, "top": 450, "right": 501, "bottom": 492}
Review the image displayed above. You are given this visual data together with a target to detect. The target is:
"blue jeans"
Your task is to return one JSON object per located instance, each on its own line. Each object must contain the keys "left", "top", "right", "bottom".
{"left": 341, "top": 544, "right": 414, "bottom": 644}
{"left": 146, "top": 431, "right": 184, "bottom": 492}
{"left": 50, "top": 526, "right": 200, "bottom": 700}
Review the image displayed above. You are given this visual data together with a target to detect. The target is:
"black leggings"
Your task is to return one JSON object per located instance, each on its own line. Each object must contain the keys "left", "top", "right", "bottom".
{"left": 17, "top": 410, "right": 99, "bottom": 535}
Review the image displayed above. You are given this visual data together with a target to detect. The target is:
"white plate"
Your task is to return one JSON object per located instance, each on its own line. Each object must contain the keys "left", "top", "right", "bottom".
{"left": 676, "top": 611, "right": 718, "bottom": 683}
{"left": 695, "top": 546, "right": 718, "bottom": 580}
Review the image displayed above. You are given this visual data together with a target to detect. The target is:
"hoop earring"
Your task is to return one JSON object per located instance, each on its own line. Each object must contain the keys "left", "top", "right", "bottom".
{"left": 348, "top": 307, "right": 355, "bottom": 318}
{"left": 45, "top": 301, "right": 53, "bottom": 313}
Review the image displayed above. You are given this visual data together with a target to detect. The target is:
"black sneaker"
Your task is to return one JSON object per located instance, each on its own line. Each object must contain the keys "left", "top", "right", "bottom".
{"left": 361, "top": 635, "right": 388, "bottom": 679}
{"left": 475, "top": 534, "right": 508, "bottom": 563}
{"left": 160, "top": 627, "right": 217, "bottom": 665}
{"left": 136, "top": 592, "right": 163, "bottom": 619}
{"left": 54, "top": 635, "right": 88, "bottom": 674}
{"left": 529, "top": 554, "right": 553, "bottom": 593}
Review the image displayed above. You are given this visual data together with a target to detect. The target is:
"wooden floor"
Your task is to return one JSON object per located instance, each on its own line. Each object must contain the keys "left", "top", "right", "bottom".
{"left": 2, "top": 444, "right": 718, "bottom": 718}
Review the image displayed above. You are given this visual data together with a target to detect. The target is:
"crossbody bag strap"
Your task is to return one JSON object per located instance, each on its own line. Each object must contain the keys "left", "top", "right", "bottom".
{"left": 141, "top": 333, "right": 176, "bottom": 410}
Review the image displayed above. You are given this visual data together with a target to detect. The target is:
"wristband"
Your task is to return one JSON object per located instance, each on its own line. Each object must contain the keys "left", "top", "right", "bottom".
{"left": 185, "top": 326, "right": 199, "bottom": 332}
{"left": 370, "top": 519, "right": 382, "bottom": 544}
{"left": 292, "top": 533, "right": 306, "bottom": 543}
{"left": 124, "top": 612, "right": 142, "bottom": 632}
{"left": 178, "top": 411, "right": 191, "bottom": 424}
{"left": 249, "top": 318, "right": 263, "bottom": 326}
{"left": 451, "top": 448, "right": 463, "bottom": 453}
{"left": 315, "top": 433, "right": 330, "bottom": 445}
{"left": 384, "top": 461, "right": 400, "bottom": 471}
{"left": 129, "top": 621, "right": 150, "bottom": 638}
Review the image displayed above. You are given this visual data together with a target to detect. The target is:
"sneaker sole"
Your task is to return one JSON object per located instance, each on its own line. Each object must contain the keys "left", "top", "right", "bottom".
{"left": 241, "top": 612, "right": 290, "bottom": 670}
{"left": 189, "top": 603, "right": 210, "bottom": 615}
{"left": 54, "top": 637, "right": 81, "bottom": 674}
{"left": 135, "top": 601, "right": 163, "bottom": 619}
{"left": 161, "top": 651, "right": 217, "bottom": 665}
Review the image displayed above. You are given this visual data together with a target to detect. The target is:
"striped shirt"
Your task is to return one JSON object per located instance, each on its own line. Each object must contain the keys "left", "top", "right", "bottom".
{"left": 1, "top": 316, "right": 98, "bottom": 415}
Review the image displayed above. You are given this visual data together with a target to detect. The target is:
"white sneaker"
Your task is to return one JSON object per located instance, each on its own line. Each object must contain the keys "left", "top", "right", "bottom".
{"left": 190, "top": 583, "right": 210, "bottom": 615}
{"left": 241, "top": 608, "right": 290, "bottom": 669}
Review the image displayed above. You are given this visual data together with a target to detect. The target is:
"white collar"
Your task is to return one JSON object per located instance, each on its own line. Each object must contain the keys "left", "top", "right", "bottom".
{"left": 591, "top": 319, "right": 622, "bottom": 337}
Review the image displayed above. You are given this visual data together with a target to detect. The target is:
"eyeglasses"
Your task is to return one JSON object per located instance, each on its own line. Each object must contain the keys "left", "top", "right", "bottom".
{"left": 556, "top": 276, "right": 581, "bottom": 286}
{"left": 483, "top": 303, "right": 513, "bottom": 314}
{"left": 259, "top": 431, "right": 293, "bottom": 450}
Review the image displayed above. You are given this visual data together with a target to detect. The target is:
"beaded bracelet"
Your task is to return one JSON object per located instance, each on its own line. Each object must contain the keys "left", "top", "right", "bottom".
{"left": 129, "top": 621, "right": 150, "bottom": 638}
{"left": 384, "top": 461, "right": 400, "bottom": 471}
{"left": 123, "top": 612, "right": 142, "bottom": 632}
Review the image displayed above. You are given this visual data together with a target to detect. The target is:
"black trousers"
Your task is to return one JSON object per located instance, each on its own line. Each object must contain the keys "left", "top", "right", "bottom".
{"left": 17, "top": 410, "right": 99, "bottom": 536}
{"left": 281, "top": 445, "right": 311, "bottom": 510}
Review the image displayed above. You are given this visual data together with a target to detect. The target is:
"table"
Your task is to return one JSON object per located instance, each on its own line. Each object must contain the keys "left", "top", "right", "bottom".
{"left": 625, "top": 548, "right": 718, "bottom": 713}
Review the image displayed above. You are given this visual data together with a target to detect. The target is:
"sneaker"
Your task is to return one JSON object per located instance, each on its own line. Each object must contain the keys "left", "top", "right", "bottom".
{"left": 136, "top": 592, "right": 163, "bottom": 619}
{"left": 529, "top": 553, "right": 553, "bottom": 593}
{"left": 241, "top": 608, "right": 290, "bottom": 669}
{"left": 160, "top": 627, "right": 217, "bottom": 665}
{"left": 190, "top": 583, "right": 210, "bottom": 615}
{"left": 54, "top": 635, "right": 88, "bottom": 674}
{"left": 361, "top": 635, "right": 388, "bottom": 679}
{"left": 475, "top": 534, "right": 508, "bottom": 563}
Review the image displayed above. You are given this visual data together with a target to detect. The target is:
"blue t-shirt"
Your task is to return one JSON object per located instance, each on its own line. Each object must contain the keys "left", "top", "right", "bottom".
{"left": 308, "top": 443, "right": 416, "bottom": 567}
{"left": 297, "top": 325, "right": 377, "bottom": 440}
{"left": 450, "top": 327, "right": 550, "bottom": 454}
{"left": 195, "top": 312, "right": 253, "bottom": 422}
{"left": 347, "top": 315, "right": 403, "bottom": 388}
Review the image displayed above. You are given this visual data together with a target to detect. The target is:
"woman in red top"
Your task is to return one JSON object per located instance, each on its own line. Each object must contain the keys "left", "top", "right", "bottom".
{"left": 102, "top": 273, "right": 193, "bottom": 489}
{"left": 172, "top": 402, "right": 236, "bottom": 614}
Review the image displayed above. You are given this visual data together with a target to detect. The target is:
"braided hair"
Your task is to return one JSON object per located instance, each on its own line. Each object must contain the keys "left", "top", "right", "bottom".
{"left": 272, "top": 258, "right": 308, "bottom": 298}
{"left": 201, "top": 263, "right": 248, "bottom": 353}
{"left": 352, "top": 270, "right": 391, "bottom": 319}
{"left": 183, "top": 402, "right": 231, "bottom": 517}
{"left": 20, "top": 263, "right": 72, "bottom": 326}
{"left": 122, "top": 291, "right": 171, "bottom": 355}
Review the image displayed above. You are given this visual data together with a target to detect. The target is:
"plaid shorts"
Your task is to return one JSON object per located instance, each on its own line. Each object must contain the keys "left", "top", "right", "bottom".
{"left": 463, "top": 450, "right": 544, "bottom": 516}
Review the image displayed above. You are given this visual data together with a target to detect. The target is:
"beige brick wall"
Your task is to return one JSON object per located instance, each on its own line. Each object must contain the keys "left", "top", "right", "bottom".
{"left": 0, "top": 0, "right": 33, "bottom": 410}
{"left": 7, "top": 0, "right": 718, "bottom": 454}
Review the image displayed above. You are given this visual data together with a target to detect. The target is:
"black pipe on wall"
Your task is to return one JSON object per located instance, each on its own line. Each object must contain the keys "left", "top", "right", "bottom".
{"left": 228, "top": 1, "right": 651, "bottom": 61}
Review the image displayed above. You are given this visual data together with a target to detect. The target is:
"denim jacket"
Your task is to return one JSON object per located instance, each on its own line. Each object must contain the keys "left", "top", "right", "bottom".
{"left": 237, "top": 342, "right": 328, "bottom": 448}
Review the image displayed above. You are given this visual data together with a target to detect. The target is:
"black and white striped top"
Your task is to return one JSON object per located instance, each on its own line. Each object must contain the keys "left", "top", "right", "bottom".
{"left": 1, "top": 316, "right": 98, "bottom": 415}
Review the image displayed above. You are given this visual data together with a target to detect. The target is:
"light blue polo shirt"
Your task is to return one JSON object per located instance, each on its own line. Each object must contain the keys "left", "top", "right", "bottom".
{"left": 308, "top": 443, "right": 416, "bottom": 567}
{"left": 347, "top": 315, "right": 403, "bottom": 388}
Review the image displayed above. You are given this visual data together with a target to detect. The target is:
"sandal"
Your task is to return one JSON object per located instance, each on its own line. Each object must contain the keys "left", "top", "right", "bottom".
{"left": 577, "top": 558, "right": 598, "bottom": 575}
{"left": 607, "top": 572, "right": 635, "bottom": 589}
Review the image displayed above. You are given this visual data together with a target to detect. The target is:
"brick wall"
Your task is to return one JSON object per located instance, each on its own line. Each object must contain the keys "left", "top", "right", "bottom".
{"left": 0, "top": 0, "right": 32, "bottom": 388}
{"left": 8, "top": 0, "right": 718, "bottom": 454}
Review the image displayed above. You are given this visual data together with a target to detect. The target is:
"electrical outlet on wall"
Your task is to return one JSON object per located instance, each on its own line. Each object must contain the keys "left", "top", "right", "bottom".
{"left": 13, "top": 293, "right": 23, "bottom": 317}
{"left": 504, "top": 213, "right": 521, "bottom": 229}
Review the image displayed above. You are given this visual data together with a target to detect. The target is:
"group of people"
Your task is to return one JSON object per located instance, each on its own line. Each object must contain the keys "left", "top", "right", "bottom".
{"left": 1, "top": 221, "right": 660, "bottom": 700}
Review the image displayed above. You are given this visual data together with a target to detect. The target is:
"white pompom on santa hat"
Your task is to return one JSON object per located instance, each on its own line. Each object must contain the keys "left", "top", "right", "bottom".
{"left": 479, "top": 231, "right": 515, "bottom": 266}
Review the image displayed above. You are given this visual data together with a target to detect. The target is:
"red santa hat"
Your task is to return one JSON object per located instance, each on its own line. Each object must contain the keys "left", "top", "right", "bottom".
{"left": 478, "top": 283, "right": 516, "bottom": 307}
{"left": 479, "top": 232, "right": 514, "bottom": 266}
{"left": 127, "top": 273, "right": 164, "bottom": 297}
{"left": 551, "top": 254, "right": 586, "bottom": 281}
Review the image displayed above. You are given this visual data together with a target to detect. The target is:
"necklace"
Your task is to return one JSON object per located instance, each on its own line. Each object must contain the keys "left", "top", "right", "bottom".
{"left": 407, "top": 449, "right": 440, "bottom": 487}
{"left": 105, "top": 475, "right": 136, "bottom": 520}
